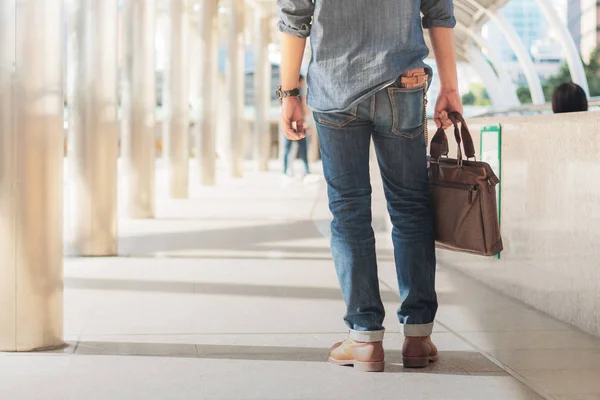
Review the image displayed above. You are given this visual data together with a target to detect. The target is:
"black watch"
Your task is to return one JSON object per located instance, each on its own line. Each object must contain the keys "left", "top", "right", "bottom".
{"left": 276, "top": 86, "right": 300, "bottom": 101}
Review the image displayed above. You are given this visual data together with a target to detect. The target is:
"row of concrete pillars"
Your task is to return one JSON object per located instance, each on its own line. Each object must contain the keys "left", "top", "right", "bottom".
{"left": 0, "top": 0, "right": 273, "bottom": 351}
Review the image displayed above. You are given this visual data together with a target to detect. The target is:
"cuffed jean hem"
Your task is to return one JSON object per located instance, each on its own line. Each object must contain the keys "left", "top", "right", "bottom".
{"left": 349, "top": 329, "right": 385, "bottom": 342}
{"left": 403, "top": 322, "right": 434, "bottom": 337}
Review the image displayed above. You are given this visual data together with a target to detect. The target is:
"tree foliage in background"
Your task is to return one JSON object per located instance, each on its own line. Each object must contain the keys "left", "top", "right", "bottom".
{"left": 462, "top": 91, "right": 476, "bottom": 105}
{"left": 517, "top": 46, "right": 600, "bottom": 104}
{"left": 517, "top": 86, "right": 532, "bottom": 104}
{"left": 461, "top": 83, "right": 491, "bottom": 106}
{"left": 586, "top": 46, "right": 600, "bottom": 96}
{"left": 543, "top": 62, "right": 572, "bottom": 100}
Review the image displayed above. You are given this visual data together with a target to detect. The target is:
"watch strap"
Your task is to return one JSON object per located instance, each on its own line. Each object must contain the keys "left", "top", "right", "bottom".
{"left": 276, "top": 86, "right": 301, "bottom": 100}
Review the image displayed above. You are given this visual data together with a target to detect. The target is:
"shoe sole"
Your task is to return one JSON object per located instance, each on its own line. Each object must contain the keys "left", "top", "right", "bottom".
{"left": 402, "top": 355, "right": 439, "bottom": 368}
{"left": 328, "top": 357, "right": 385, "bottom": 372}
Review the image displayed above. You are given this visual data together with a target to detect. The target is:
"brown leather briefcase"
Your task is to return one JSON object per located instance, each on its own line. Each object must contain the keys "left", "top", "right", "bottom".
{"left": 428, "top": 112, "right": 503, "bottom": 256}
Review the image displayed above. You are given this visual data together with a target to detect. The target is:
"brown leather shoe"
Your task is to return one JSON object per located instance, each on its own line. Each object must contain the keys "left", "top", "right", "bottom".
{"left": 328, "top": 338, "right": 385, "bottom": 372}
{"left": 402, "top": 336, "right": 438, "bottom": 368}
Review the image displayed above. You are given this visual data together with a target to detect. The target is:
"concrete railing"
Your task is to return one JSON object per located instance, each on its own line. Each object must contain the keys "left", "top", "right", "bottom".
{"left": 475, "top": 97, "right": 600, "bottom": 117}
{"left": 433, "top": 111, "right": 600, "bottom": 337}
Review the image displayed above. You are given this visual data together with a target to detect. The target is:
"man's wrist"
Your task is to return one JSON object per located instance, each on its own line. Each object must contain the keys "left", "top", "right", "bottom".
{"left": 282, "top": 83, "right": 299, "bottom": 91}
{"left": 440, "top": 86, "right": 458, "bottom": 92}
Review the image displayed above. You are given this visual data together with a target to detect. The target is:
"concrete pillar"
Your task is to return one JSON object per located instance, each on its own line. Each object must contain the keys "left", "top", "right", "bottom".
{"left": 226, "top": 0, "right": 246, "bottom": 178}
{"left": 121, "top": 0, "right": 156, "bottom": 218}
{"left": 194, "top": 0, "right": 219, "bottom": 185}
{"left": 188, "top": 14, "right": 200, "bottom": 159}
{"left": 67, "top": 0, "right": 119, "bottom": 255}
{"left": 253, "top": 10, "right": 272, "bottom": 172}
{"left": 163, "top": 0, "right": 189, "bottom": 198}
{"left": 0, "top": 0, "right": 64, "bottom": 351}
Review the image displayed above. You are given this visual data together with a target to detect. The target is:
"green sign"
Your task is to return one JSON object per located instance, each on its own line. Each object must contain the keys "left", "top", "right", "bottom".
{"left": 480, "top": 125, "right": 502, "bottom": 259}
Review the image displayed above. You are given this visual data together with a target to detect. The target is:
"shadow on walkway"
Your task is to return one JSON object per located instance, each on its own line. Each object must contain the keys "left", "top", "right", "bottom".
{"left": 74, "top": 341, "right": 505, "bottom": 376}
{"left": 64, "top": 277, "right": 401, "bottom": 302}
{"left": 117, "top": 220, "right": 330, "bottom": 255}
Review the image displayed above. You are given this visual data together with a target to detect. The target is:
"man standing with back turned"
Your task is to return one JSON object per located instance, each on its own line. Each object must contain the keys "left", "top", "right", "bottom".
{"left": 276, "top": 0, "right": 462, "bottom": 371}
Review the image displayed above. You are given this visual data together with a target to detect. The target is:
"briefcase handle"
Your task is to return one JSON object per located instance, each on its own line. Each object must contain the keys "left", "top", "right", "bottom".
{"left": 430, "top": 112, "right": 476, "bottom": 162}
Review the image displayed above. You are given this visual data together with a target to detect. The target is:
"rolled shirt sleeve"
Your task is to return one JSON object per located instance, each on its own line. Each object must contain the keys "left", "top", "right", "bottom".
{"left": 277, "top": 0, "right": 315, "bottom": 38}
{"left": 421, "top": 0, "right": 457, "bottom": 29}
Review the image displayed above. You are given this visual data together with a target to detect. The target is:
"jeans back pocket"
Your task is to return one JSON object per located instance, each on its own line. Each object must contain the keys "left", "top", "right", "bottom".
{"left": 387, "top": 86, "right": 425, "bottom": 138}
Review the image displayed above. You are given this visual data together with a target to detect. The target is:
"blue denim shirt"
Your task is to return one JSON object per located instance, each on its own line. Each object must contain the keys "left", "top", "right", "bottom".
{"left": 277, "top": 1, "right": 456, "bottom": 113}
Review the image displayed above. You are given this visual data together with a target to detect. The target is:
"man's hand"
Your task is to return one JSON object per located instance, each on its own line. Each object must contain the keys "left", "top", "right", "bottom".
{"left": 281, "top": 97, "right": 306, "bottom": 140}
{"left": 434, "top": 88, "right": 463, "bottom": 129}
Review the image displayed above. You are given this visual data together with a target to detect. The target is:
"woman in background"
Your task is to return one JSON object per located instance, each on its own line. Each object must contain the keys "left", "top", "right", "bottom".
{"left": 552, "top": 83, "right": 588, "bottom": 113}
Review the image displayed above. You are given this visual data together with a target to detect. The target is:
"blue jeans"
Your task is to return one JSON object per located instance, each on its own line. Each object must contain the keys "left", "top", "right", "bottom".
{"left": 283, "top": 136, "right": 310, "bottom": 175}
{"left": 314, "top": 79, "right": 437, "bottom": 341}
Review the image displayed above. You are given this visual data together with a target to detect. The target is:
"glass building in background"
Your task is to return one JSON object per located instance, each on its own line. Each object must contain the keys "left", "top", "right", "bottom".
{"left": 487, "top": 0, "right": 549, "bottom": 62}
{"left": 482, "top": 0, "right": 567, "bottom": 87}
{"left": 568, "top": 0, "right": 600, "bottom": 62}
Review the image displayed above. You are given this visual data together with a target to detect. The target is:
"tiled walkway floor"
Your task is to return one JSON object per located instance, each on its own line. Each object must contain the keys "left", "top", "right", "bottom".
{"left": 1, "top": 162, "right": 599, "bottom": 399}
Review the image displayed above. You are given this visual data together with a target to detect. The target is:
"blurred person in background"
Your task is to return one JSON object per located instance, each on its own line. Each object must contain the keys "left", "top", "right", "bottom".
{"left": 552, "top": 83, "right": 588, "bottom": 114}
